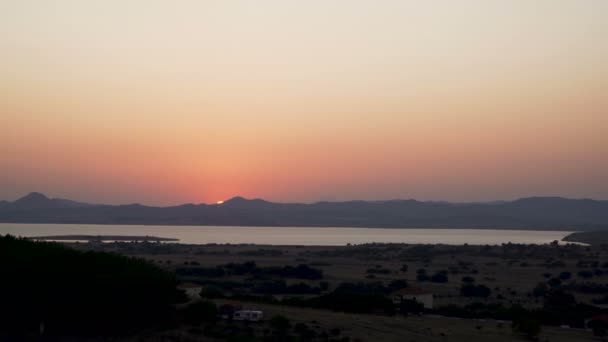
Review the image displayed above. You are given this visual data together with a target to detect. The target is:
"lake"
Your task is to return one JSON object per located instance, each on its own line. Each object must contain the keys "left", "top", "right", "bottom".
{"left": 0, "top": 223, "right": 575, "bottom": 245}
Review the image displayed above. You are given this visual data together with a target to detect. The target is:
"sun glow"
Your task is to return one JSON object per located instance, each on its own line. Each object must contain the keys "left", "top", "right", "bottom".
{"left": 216, "top": 200, "right": 224, "bottom": 205}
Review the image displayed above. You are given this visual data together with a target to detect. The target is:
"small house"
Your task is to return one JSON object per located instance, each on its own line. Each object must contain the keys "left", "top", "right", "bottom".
{"left": 586, "top": 313, "right": 608, "bottom": 330}
{"left": 392, "top": 287, "right": 433, "bottom": 309}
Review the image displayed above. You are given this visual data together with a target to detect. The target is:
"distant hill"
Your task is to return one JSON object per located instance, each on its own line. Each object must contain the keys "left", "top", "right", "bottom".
{"left": 1, "top": 192, "right": 607, "bottom": 230}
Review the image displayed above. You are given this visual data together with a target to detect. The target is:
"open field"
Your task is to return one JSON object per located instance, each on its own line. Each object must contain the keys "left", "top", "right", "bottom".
{"left": 74, "top": 241, "right": 606, "bottom": 307}
{"left": 65, "top": 240, "right": 608, "bottom": 341}
{"left": 121, "top": 299, "right": 596, "bottom": 342}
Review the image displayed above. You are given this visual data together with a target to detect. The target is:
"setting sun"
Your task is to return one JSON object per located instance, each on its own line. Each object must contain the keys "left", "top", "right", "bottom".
{"left": 216, "top": 200, "right": 224, "bottom": 205}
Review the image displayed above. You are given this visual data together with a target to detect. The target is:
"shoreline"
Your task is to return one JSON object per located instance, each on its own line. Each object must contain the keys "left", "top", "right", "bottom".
{"left": 0, "top": 221, "right": 582, "bottom": 231}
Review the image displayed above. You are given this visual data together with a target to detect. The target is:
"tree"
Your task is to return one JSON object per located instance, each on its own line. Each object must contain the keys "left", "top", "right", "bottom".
{"left": 461, "top": 284, "right": 491, "bottom": 298}
{"left": 416, "top": 268, "right": 429, "bottom": 282}
{"left": 431, "top": 273, "right": 448, "bottom": 283}
{"left": 388, "top": 279, "right": 408, "bottom": 290}
{"left": 0, "top": 235, "right": 177, "bottom": 336}
{"left": 270, "top": 315, "right": 291, "bottom": 337}
{"left": 293, "top": 323, "right": 316, "bottom": 341}
{"left": 547, "top": 277, "right": 562, "bottom": 288}
{"left": 400, "top": 299, "right": 424, "bottom": 314}
{"left": 512, "top": 317, "right": 541, "bottom": 340}
{"left": 532, "top": 283, "right": 548, "bottom": 297}
{"left": 319, "top": 281, "right": 329, "bottom": 291}
{"left": 183, "top": 301, "right": 217, "bottom": 325}
{"left": 461, "top": 276, "right": 475, "bottom": 283}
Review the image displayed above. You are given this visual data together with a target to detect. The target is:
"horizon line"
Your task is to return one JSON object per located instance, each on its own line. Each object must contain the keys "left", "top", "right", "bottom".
{"left": 4, "top": 191, "right": 607, "bottom": 208}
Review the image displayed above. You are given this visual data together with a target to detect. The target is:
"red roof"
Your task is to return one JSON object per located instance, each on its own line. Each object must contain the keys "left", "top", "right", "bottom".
{"left": 590, "top": 314, "right": 608, "bottom": 323}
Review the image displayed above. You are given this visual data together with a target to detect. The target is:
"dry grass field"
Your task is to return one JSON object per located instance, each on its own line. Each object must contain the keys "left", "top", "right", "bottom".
{"left": 67, "top": 240, "right": 608, "bottom": 341}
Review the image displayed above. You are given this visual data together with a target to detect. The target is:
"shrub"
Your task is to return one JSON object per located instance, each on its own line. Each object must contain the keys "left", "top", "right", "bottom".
{"left": 366, "top": 268, "right": 391, "bottom": 274}
{"left": 512, "top": 317, "right": 541, "bottom": 339}
{"left": 270, "top": 315, "right": 291, "bottom": 335}
{"left": 293, "top": 323, "right": 316, "bottom": 340}
{"left": 388, "top": 279, "right": 408, "bottom": 290}
{"left": 417, "top": 274, "right": 430, "bottom": 282}
{"left": 461, "top": 276, "right": 475, "bottom": 283}
{"left": 547, "top": 278, "right": 562, "bottom": 288}
{"left": 183, "top": 301, "right": 218, "bottom": 325}
{"left": 430, "top": 273, "right": 448, "bottom": 283}
{"left": 461, "top": 284, "right": 491, "bottom": 298}
{"left": 176, "top": 266, "right": 225, "bottom": 277}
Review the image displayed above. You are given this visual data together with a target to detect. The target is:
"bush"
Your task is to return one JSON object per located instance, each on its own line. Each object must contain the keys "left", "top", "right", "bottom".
{"left": 533, "top": 283, "right": 548, "bottom": 297}
{"left": 265, "top": 264, "right": 324, "bottom": 279}
{"left": 460, "top": 284, "right": 491, "bottom": 298}
{"left": 183, "top": 301, "right": 218, "bottom": 325}
{"left": 388, "top": 279, "right": 408, "bottom": 290}
{"left": 200, "top": 286, "right": 224, "bottom": 298}
{"left": 289, "top": 282, "right": 395, "bottom": 314}
{"left": 270, "top": 315, "right": 291, "bottom": 336}
{"left": 431, "top": 273, "right": 448, "bottom": 283}
{"left": 293, "top": 323, "right": 316, "bottom": 340}
{"left": 320, "top": 281, "right": 330, "bottom": 291}
{"left": 512, "top": 317, "right": 541, "bottom": 339}
{"left": 366, "top": 268, "right": 391, "bottom": 274}
{"left": 417, "top": 274, "right": 430, "bottom": 282}
{"left": 547, "top": 278, "right": 562, "bottom": 288}
{"left": 176, "top": 266, "right": 225, "bottom": 277}
{"left": 400, "top": 299, "right": 424, "bottom": 314}
{"left": 461, "top": 276, "right": 475, "bottom": 283}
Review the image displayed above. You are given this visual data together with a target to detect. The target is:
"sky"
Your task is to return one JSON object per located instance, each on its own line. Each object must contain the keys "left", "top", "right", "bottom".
{"left": 1, "top": 0, "right": 607, "bottom": 205}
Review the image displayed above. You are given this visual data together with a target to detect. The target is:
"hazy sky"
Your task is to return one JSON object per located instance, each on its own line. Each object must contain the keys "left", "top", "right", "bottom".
{"left": 1, "top": 0, "right": 607, "bottom": 205}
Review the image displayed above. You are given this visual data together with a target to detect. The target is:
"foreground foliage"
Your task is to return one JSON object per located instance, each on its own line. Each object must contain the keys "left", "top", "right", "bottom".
{"left": 0, "top": 235, "right": 178, "bottom": 336}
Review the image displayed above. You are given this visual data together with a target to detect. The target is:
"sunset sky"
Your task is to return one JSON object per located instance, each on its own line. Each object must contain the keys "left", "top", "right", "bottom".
{"left": 1, "top": 1, "right": 607, "bottom": 205}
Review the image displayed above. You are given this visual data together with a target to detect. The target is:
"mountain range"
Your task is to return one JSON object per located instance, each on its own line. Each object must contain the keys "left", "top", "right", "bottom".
{"left": 0, "top": 192, "right": 607, "bottom": 230}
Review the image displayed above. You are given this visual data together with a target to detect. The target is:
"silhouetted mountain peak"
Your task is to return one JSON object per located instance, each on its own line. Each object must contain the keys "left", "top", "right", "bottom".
{"left": 2, "top": 193, "right": 608, "bottom": 229}
{"left": 225, "top": 196, "right": 248, "bottom": 203}
{"left": 223, "top": 196, "right": 271, "bottom": 207}
{"left": 15, "top": 192, "right": 50, "bottom": 204}
{"left": 515, "top": 196, "right": 568, "bottom": 202}
{"left": 12, "top": 192, "right": 94, "bottom": 209}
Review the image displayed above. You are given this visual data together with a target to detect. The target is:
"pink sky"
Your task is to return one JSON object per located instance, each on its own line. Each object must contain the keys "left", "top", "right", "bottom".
{"left": 1, "top": 1, "right": 607, "bottom": 205}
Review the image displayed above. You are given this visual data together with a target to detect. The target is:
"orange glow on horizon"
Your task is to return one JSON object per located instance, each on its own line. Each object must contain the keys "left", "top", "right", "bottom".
{"left": 0, "top": 1, "right": 607, "bottom": 205}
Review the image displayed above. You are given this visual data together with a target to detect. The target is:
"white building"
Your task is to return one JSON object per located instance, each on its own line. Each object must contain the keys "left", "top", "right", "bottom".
{"left": 233, "top": 310, "right": 264, "bottom": 321}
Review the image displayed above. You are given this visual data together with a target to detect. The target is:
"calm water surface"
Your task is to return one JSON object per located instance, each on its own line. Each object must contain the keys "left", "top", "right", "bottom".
{"left": 0, "top": 223, "right": 574, "bottom": 245}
